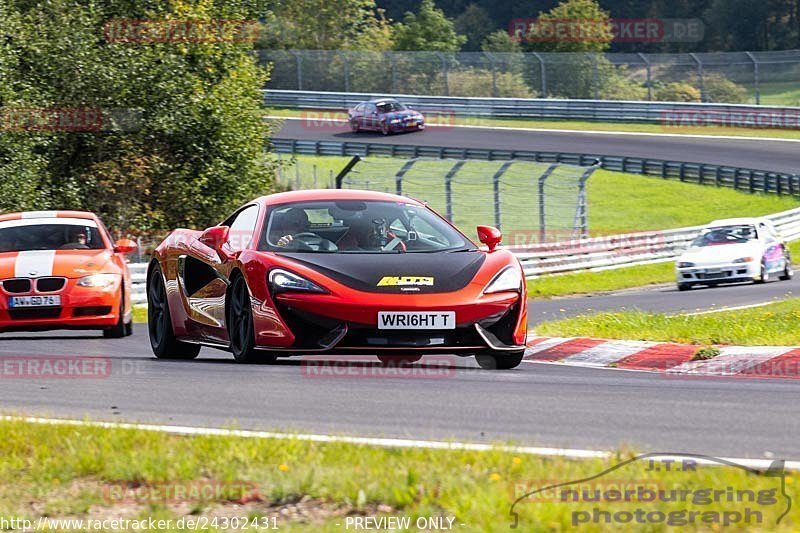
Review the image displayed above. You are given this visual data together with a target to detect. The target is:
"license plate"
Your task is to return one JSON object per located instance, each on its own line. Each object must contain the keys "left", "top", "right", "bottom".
{"left": 9, "top": 295, "right": 61, "bottom": 308}
{"left": 378, "top": 311, "right": 455, "bottom": 330}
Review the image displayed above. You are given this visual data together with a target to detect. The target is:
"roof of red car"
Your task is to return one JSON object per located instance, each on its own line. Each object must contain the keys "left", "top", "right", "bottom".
{"left": 257, "top": 189, "right": 424, "bottom": 206}
{"left": 0, "top": 210, "right": 97, "bottom": 223}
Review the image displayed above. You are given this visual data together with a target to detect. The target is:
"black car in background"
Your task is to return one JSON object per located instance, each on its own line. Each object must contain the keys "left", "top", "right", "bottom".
{"left": 348, "top": 99, "right": 425, "bottom": 135}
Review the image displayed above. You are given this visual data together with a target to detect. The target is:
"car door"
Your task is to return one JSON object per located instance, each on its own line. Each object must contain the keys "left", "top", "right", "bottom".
{"left": 183, "top": 204, "right": 260, "bottom": 342}
{"left": 364, "top": 103, "right": 379, "bottom": 130}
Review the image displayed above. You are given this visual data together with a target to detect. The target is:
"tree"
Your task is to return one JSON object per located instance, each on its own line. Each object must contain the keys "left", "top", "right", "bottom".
{"left": 481, "top": 30, "right": 522, "bottom": 52}
{"left": 0, "top": 0, "right": 276, "bottom": 234}
{"left": 454, "top": 4, "right": 493, "bottom": 51}
{"left": 393, "top": 0, "right": 467, "bottom": 51}
{"left": 525, "top": 0, "right": 614, "bottom": 53}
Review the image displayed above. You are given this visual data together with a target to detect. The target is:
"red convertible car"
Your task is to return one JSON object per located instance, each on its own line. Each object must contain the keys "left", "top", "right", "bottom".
{"left": 147, "top": 189, "right": 528, "bottom": 369}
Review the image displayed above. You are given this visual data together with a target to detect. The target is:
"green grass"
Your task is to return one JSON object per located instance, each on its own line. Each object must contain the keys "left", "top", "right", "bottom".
{"left": 268, "top": 107, "right": 800, "bottom": 140}
{"left": 527, "top": 262, "right": 675, "bottom": 299}
{"left": 133, "top": 305, "right": 147, "bottom": 324}
{"left": 0, "top": 419, "right": 796, "bottom": 531}
{"left": 536, "top": 297, "right": 800, "bottom": 346}
{"left": 756, "top": 81, "right": 800, "bottom": 107}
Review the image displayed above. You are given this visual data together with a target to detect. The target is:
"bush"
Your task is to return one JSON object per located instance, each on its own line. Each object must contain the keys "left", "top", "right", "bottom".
{"left": 699, "top": 73, "right": 749, "bottom": 104}
{"left": 403, "top": 68, "right": 536, "bottom": 98}
{"left": 653, "top": 82, "right": 702, "bottom": 102}
{"left": 691, "top": 346, "right": 721, "bottom": 361}
{"left": 598, "top": 66, "right": 648, "bottom": 101}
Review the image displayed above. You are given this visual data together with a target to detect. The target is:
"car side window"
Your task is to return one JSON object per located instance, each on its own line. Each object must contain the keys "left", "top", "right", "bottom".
{"left": 226, "top": 204, "right": 259, "bottom": 250}
{"left": 367, "top": 104, "right": 377, "bottom": 114}
{"left": 355, "top": 104, "right": 364, "bottom": 112}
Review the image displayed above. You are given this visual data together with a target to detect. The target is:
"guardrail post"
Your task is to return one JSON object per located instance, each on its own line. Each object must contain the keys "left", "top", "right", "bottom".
{"left": 689, "top": 53, "right": 705, "bottom": 102}
{"left": 491, "top": 161, "right": 514, "bottom": 229}
{"left": 394, "top": 158, "right": 418, "bottom": 196}
{"left": 745, "top": 51, "right": 760, "bottom": 105}
{"left": 749, "top": 170, "right": 755, "bottom": 193}
{"left": 638, "top": 53, "right": 652, "bottom": 101}
{"left": 532, "top": 52, "right": 547, "bottom": 97}
{"left": 537, "top": 164, "right": 559, "bottom": 242}
{"left": 443, "top": 160, "right": 465, "bottom": 222}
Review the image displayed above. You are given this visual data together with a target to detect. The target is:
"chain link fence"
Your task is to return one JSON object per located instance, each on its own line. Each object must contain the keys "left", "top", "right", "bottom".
{"left": 258, "top": 50, "right": 800, "bottom": 105}
{"left": 328, "top": 156, "right": 597, "bottom": 244}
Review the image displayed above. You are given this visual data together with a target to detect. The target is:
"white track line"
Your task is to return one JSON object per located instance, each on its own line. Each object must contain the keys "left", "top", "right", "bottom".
{"left": 679, "top": 301, "right": 777, "bottom": 316}
{"left": 4, "top": 415, "right": 799, "bottom": 471}
{"left": 268, "top": 116, "right": 800, "bottom": 143}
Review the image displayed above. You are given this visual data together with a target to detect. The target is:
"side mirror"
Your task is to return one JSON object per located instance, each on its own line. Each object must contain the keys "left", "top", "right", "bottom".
{"left": 198, "top": 225, "right": 231, "bottom": 259}
{"left": 114, "top": 238, "right": 138, "bottom": 254}
{"left": 477, "top": 225, "right": 502, "bottom": 252}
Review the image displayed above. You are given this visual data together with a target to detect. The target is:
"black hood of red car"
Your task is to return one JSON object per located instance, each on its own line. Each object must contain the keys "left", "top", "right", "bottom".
{"left": 281, "top": 251, "right": 485, "bottom": 294}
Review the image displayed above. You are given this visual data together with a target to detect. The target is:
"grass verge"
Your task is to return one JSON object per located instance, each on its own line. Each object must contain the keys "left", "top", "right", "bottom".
{"left": 268, "top": 107, "right": 800, "bottom": 140}
{"left": 0, "top": 419, "right": 796, "bottom": 531}
{"left": 535, "top": 297, "right": 800, "bottom": 346}
{"left": 526, "top": 262, "right": 674, "bottom": 299}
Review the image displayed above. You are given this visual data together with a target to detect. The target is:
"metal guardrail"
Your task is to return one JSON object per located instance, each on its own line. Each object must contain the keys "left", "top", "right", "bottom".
{"left": 513, "top": 206, "right": 800, "bottom": 278}
{"left": 265, "top": 89, "right": 800, "bottom": 124}
{"left": 273, "top": 138, "right": 800, "bottom": 197}
{"left": 127, "top": 206, "right": 800, "bottom": 301}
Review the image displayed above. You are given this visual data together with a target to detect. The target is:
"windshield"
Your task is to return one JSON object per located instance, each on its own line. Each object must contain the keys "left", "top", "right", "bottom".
{"left": 261, "top": 200, "right": 474, "bottom": 254}
{"left": 0, "top": 221, "right": 106, "bottom": 252}
{"left": 691, "top": 225, "right": 757, "bottom": 247}
{"left": 376, "top": 101, "right": 406, "bottom": 113}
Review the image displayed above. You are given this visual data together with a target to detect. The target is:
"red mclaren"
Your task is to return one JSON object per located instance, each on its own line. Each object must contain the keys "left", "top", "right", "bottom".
{"left": 147, "top": 189, "right": 528, "bottom": 369}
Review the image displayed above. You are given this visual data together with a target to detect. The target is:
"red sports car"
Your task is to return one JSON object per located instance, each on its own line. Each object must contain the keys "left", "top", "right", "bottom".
{"left": 0, "top": 210, "right": 137, "bottom": 336}
{"left": 147, "top": 189, "right": 527, "bottom": 369}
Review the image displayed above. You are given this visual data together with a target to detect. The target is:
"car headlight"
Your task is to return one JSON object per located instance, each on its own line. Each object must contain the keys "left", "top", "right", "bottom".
{"left": 76, "top": 273, "right": 119, "bottom": 288}
{"left": 390, "top": 118, "right": 402, "bottom": 124}
{"left": 483, "top": 267, "right": 522, "bottom": 294}
{"left": 733, "top": 257, "right": 755, "bottom": 264}
{"left": 268, "top": 269, "right": 326, "bottom": 293}
{"left": 677, "top": 262, "right": 695, "bottom": 268}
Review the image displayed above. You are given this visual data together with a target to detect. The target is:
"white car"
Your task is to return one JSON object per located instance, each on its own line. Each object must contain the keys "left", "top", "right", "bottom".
{"left": 675, "top": 217, "right": 792, "bottom": 291}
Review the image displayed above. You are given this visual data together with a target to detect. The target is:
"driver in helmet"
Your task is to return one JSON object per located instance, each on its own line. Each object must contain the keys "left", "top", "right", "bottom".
{"left": 272, "top": 207, "right": 311, "bottom": 248}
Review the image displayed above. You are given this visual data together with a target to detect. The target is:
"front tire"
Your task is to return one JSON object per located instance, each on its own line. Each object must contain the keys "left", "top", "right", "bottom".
{"left": 780, "top": 260, "right": 793, "bottom": 281}
{"left": 350, "top": 120, "right": 359, "bottom": 133}
{"left": 756, "top": 260, "right": 769, "bottom": 284}
{"left": 227, "top": 276, "right": 276, "bottom": 364}
{"left": 103, "top": 297, "right": 132, "bottom": 338}
{"left": 677, "top": 283, "right": 691, "bottom": 291}
{"left": 475, "top": 350, "right": 525, "bottom": 370}
{"left": 147, "top": 264, "right": 200, "bottom": 359}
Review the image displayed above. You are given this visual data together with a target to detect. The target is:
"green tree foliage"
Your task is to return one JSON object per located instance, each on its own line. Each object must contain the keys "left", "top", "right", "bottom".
{"left": 393, "top": 0, "right": 467, "bottom": 52}
{"left": 0, "top": 0, "right": 275, "bottom": 234}
{"left": 481, "top": 30, "right": 522, "bottom": 52}
{"left": 526, "top": 0, "right": 614, "bottom": 53}
{"left": 454, "top": 4, "right": 493, "bottom": 51}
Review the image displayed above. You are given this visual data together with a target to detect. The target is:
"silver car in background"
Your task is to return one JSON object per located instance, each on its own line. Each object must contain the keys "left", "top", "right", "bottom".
{"left": 675, "top": 217, "right": 793, "bottom": 291}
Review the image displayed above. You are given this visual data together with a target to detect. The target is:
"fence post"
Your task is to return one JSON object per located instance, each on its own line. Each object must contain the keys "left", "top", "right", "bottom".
{"left": 437, "top": 52, "right": 449, "bottom": 96}
{"left": 537, "top": 164, "right": 559, "bottom": 242}
{"left": 533, "top": 52, "right": 547, "bottom": 97}
{"left": 340, "top": 51, "right": 350, "bottom": 93}
{"left": 388, "top": 52, "right": 398, "bottom": 93}
{"left": 334, "top": 155, "right": 361, "bottom": 189}
{"left": 394, "top": 158, "right": 418, "bottom": 196}
{"left": 574, "top": 162, "right": 600, "bottom": 239}
{"left": 689, "top": 53, "right": 704, "bottom": 102}
{"left": 491, "top": 161, "right": 514, "bottom": 230}
{"left": 485, "top": 52, "right": 498, "bottom": 97}
{"left": 745, "top": 51, "right": 760, "bottom": 105}
{"left": 290, "top": 50, "right": 302, "bottom": 91}
{"left": 443, "top": 160, "right": 465, "bottom": 222}
{"left": 638, "top": 53, "right": 652, "bottom": 101}
{"left": 591, "top": 53, "right": 600, "bottom": 100}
